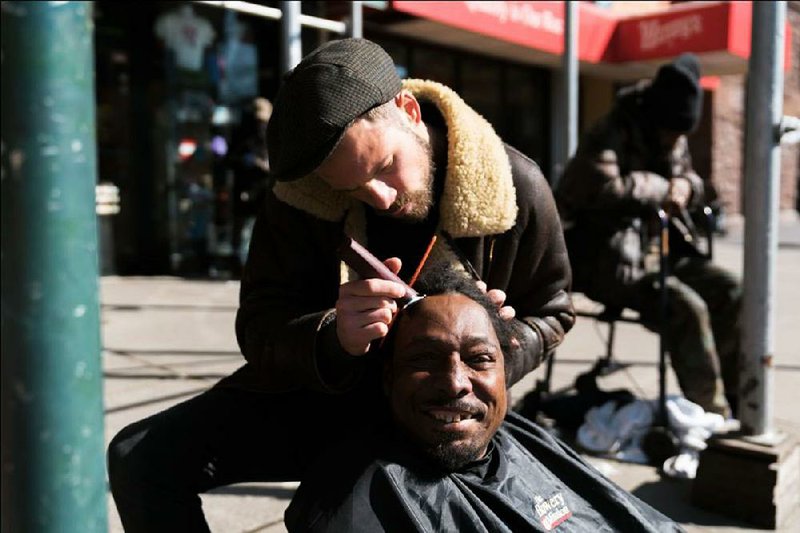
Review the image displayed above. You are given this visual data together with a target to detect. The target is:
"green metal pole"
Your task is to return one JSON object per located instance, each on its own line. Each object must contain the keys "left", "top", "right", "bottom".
{"left": 1, "top": 2, "right": 107, "bottom": 532}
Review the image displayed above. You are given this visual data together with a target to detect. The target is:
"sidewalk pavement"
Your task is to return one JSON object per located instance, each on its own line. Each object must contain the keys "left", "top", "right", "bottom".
{"left": 101, "top": 214, "right": 800, "bottom": 532}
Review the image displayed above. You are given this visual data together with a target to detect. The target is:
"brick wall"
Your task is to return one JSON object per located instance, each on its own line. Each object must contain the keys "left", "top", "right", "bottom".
{"left": 781, "top": 3, "right": 800, "bottom": 212}
{"left": 711, "top": 3, "right": 800, "bottom": 215}
{"left": 711, "top": 75, "right": 745, "bottom": 214}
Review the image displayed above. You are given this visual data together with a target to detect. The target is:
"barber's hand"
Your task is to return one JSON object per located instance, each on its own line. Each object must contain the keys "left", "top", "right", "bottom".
{"left": 475, "top": 281, "right": 516, "bottom": 321}
{"left": 476, "top": 281, "right": 521, "bottom": 350}
{"left": 336, "top": 257, "right": 406, "bottom": 356}
{"left": 665, "top": 177, "right": 692, "bottom": 211}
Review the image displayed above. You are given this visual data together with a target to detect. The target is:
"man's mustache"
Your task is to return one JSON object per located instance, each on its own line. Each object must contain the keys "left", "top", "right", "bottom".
{"left": 421, "top": 398, "right": 486, "bottom": 418}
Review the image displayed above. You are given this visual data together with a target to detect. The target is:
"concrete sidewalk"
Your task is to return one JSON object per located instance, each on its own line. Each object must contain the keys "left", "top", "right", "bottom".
{"left": 101, "top": 215, "right": 800, "bottom": 532}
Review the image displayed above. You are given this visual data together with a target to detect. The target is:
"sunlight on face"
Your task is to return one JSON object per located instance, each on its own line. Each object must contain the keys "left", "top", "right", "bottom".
{"left": 386, "top": 293, "right": 507, "bottom": 471}
{"left": 316, "top": 109, "right": 435, "bottom": 222}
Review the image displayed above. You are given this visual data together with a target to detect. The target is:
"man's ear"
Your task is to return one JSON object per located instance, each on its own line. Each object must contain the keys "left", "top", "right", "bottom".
{"left": 394, "top": 90, "right": 422, "bottom": 125}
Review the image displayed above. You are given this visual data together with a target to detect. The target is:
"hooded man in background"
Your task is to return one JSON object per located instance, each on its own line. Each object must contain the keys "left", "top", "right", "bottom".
{"left": 556, "top": 53, "right": 741, "bottom": 418}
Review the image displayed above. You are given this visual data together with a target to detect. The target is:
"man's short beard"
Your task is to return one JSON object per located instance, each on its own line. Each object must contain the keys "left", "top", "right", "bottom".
{"left": 382, "top": 126, "right": 436, "bottom": 222}
{"left": 392, "top": 412, "right": 490, "bottom": 472}
{"left": 421, "top": 437, "right": 487, "bottom": 472}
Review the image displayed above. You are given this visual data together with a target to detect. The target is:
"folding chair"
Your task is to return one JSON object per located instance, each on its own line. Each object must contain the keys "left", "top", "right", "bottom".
{"left": 539, "top": 206, "right": 714, "bottom": 390}
{"left": 536, "top": 207, "right": 715, "bottom": 462}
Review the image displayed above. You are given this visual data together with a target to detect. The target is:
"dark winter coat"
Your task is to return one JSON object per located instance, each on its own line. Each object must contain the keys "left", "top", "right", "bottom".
{"left": 219, "top": 79, "right": 575, "bottom": 393}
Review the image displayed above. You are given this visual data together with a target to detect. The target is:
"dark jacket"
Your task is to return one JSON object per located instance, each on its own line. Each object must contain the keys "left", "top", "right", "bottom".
{"left": 556, "top": 82, "right": 704, "bottom": 307}
{"left": 220, "top": 79, "right": 574, "bottom": 393}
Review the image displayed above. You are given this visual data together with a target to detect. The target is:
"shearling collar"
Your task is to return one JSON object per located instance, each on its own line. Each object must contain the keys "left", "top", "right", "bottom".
{"left": 273, "top": 79, "right": 517, "bottom": 238}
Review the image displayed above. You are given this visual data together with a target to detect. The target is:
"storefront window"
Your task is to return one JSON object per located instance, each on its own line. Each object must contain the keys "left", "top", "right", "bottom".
{"left": 151, "top": 3, "right": 277, "bottom": 278}
{"left": 460, "top": 57, "right": 502, "bottom": 130}
{"left": 373, "top": 38, "right": 410, "bottom": 79}
{"left": 92, "top": 2, "right": 283, "bottom": 277}
{"left": 505, "top": 65, "right": 549, "bottom": 170}
{"left": 410, "top": 45, "right": 456, "bottom": 88}
{"left": 368, "top": 32, "right": 551, "bottom": 173}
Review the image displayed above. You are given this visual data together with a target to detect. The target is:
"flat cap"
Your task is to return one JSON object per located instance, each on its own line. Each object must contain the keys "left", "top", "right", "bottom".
{"left": 268, "top": 38, "right": 402, "bottom": 181}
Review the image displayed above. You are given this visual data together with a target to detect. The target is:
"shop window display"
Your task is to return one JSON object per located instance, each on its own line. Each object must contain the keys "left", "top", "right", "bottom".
{"left": 373, "top": 36, "right": 549, "bottom": 173}
{"left": 505, "top": 66, "right": 549, "bottom": 172}
{"left": 154, "top": 4, "right": 269, "bottom": 278}
{"left": 155, "top": 4, "right": 216, "bottom": 73}
{"left": 460, "top": 57, "right": 502, "bottom": 129}
{"left": 411, "top": 46, "right": 456, "bottom": 88}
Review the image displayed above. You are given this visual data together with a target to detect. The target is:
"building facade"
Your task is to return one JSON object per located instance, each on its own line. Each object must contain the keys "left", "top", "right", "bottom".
{"left": 93, "top": 1, "right": 798, "bottom": 276}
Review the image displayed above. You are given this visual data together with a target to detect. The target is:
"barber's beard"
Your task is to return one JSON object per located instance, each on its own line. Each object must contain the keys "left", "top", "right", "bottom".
{"left": 385, "top": 128, "right": 436, "bottom": 223}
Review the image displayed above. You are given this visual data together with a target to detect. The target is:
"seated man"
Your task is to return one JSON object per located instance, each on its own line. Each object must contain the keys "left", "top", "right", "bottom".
{"left": 556, "top": 53, "right": 741, "bottom": 417}
{"left": 285, "top": 266, "right": 680, "bottom": 532}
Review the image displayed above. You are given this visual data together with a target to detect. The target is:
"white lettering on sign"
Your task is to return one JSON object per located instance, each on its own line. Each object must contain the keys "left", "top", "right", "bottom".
{"left": 639, "top": 15, "right": 703, "bottom": 51}
{"left": 465, "top": 1, "right": 563, "bottom": 35}
{"left": 465, "top": 1, "right": 509, "bottom": 23}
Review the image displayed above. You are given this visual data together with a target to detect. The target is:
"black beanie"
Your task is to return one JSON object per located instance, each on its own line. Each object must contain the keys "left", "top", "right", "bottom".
{"left": 645, "top": 53, "right": 703, "bottom": 133}
{"left": 267, "top": 38, "right": 402, "bottom": 182}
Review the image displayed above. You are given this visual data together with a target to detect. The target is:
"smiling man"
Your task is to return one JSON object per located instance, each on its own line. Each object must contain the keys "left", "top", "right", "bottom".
{"left": 384, "top": 280, "right": 510, "bottom": 472}
{"left": 286, "top": 266, "right": 681, "bottom": 532}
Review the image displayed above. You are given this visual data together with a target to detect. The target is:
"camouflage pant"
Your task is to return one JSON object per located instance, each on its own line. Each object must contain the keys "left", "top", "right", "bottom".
{"left": 629, "top": 258, "right": 742, "bottom": 416}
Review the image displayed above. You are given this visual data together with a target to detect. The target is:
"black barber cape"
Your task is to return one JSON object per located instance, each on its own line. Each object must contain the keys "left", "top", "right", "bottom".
{"left": 285, "top": 411, "right": 681, "bottom": 532}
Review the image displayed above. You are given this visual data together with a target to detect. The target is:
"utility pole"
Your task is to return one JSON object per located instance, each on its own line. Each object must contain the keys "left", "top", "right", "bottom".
{"left": 692, "top": 3, "right": 799, "bottom": 528}
{"left": 552, "top": 1, "right": 578, "bottom": 187}
{"left": 1, "top": 2, "right": 107, "bottom": 532}
{"left": 563, "top": 0, "right": 579, "bottom": 164}
{"left": 350, "top": 1, "right": 363, "bottom": 38}
{"left": 740, "top": 0, "right": 786, "bottom": 438}
{"left": 281, "top": 1, "right": 302, "bottom": 73}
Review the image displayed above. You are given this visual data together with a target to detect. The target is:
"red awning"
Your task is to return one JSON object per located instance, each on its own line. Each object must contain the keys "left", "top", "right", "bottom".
{"left": 388, "top": 1, "right": 791, "bottom": 79}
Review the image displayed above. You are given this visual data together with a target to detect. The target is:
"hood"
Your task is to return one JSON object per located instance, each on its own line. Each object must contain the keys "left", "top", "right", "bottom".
{"left": 273, "top": 79, "right": 517, "bottom": 239}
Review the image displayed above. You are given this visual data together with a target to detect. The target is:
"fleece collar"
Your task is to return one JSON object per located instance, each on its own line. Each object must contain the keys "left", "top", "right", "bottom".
{"left": 273, "top": 79, "right": 517, "bottom": 238}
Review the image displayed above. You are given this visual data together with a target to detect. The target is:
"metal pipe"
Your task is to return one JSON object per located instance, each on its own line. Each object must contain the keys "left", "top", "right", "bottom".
{"left": 554, "top": 0, "right": 579, "bottom": 189}
{"left": 350, "top": 1, "right": 363, "bottom": 38}
{"left": 281, "top": 1, "right": 302, "bottom": 74}
{"left": 297, "top": 12, "right": 347, "bottom": 34}
{"left": 740, "top": 0, "right": 786, "bottom": 437}
{"left": 196, "top": 1, "right": 282, "bottom": 19}
{"left": 197, "top": 1, "right": 347, "bottom": 34}
{"left": 779, "top": 115, "right": 800, "bottom": 145}
{"left": 1, "top": 2, "right": 108, "bottom": 530}
{"left": 657, "top": 209, "right": 670, "bottom": 426}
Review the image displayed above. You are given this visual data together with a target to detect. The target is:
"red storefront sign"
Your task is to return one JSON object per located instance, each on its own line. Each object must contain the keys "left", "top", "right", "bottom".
{"left": 610, "top": 0, "right": 790, "bottom": 67}
{"left": 390, "top": 1, "right": 791, "bottom": 69}
{"left": 390, "top": 1, "right": 613, "bottom": 61}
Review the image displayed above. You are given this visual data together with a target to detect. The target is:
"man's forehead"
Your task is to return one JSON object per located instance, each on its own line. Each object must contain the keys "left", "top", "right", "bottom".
{"left": 398, "top": 294, "right": 498, "bottom": 343}
{"left": 316, "top": 120, "right": 389, "bottom": 187}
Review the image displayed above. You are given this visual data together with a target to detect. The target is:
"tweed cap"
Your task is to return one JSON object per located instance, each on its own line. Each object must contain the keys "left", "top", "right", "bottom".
{"left": 268, "top": 38, "right": 402, "bottom": 181}
{"left": 645, "top": 53, "right": 703, "bottom": 133}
